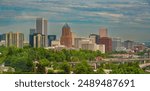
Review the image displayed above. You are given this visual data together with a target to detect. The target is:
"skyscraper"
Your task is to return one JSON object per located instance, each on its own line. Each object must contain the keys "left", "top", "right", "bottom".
{"left": 29, "top": 29, "right": 36, "bottom": 47}
{"left": 112, "top": 37, "right": 122, "bottom": 51}
{"left": 99, "top": 27, "right": 108, "bottom": 38}
{"left": 36, "top": 18, "right": 48, "bottom": 47}
{"left": 30, "top": 28, "right": 36, "bottom": 35}
{"left": 60, "top": 23, "right": 72, "bottom": 48}
{"left": 33, "top": 34, "right": 46, "bottom": 48}
{"left": 124, "top": 40, "right": 135, "bottom": 49}
{"left": 5, "top": 32, "right": 24, "bottom": 48}
{"left": 100, "top": 37, "right": 112, "bottom": 52}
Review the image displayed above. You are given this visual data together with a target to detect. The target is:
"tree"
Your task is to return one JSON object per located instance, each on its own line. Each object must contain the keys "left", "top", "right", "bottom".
{"left": 73, "top": 61, "right": 94, "bottom": 74}
{"left": 111, "top": 63, "right": 145, "bottom": 74}
{"left": 39, "top": 59, "right": 50, "bottom": 67}
{"left": 60, "top": 61, "right": 71, "bottom": 74}
{"left": 96, "top": 67, "right": 105, "bottom": 74}
{"left": 36, "top": 64, "right": 45, "bottom": 74}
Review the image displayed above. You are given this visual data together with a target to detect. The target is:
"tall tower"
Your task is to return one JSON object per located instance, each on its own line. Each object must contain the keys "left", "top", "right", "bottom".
{"left": 36, "top": 18, "right": 48, "bottom": 47}
{"left": 5, "top": 32, "right": 24, "bottom": 48}
{"left": 99, "top": 27, "right": 108, "bottom": 38}
{"left": 60, "top": 23, "right": 72, "bottom": 48}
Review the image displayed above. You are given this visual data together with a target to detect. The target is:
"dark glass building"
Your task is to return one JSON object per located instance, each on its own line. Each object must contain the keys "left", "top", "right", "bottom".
{"left": 48, "top": 35, "right": 57, "bottom": 46}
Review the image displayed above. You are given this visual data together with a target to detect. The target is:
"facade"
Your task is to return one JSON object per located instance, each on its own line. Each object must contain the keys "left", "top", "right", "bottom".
{"left": 72, "top": 32, "right": 76, "bottom": 47}
{"left": 99, "top": 27, "right": 108, "bottom": 38}
{"left": 112, "top": 37, "right": 122, "bottom": 51}
{"left": 33, "top": 34, "right": 46, "bottom": 48}
{"left": 124, "top": 40, "right": 135, "bottom": 49}
{"left": 30, "top": 28, "right": 36, "bottom": 35}
{"left": 98, "top": 44, "right": 105, "bottom": 53}
{"left": 100, "top": 37, "right": 112, "bottom": 52}
{"left": 0, "top": 34, "right": 5, "bottom": 42}
{"left": 5, "top": 32, "right": 24, "bottom": 48}
{"left": 74, "top": 37, "right": 105, "bottom": 53}
{"left": 0, "top": 40, "right": 5, "bottom": 46}
{"left": 29, "top": 29, "right": 36, "bottom": 47}
{"left": 0, "top": 34, "right": 2, "bottom": 41}
{"left": 74, "top": 37, "right": 93, "bottom": 49}
{"left": 81, "top": 43, "right": 95, "bottom": 51}
{"left": 48, "top": 35, "right": 57, "bottom": 46}
{"left": 60, "top": 23, "right": 72, "bottom": 48}
{"left": 89, "top": 34, "right": 100, "bottom": 44}
{"left": 51, "top": 40, "right": 61, "bottom": 47}
{"left": 36, "top": 18, "right": 48, "bottom": 47}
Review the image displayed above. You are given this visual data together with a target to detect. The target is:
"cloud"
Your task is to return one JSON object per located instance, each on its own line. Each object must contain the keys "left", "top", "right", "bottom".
{"left": 95, "top": 12, "right": 124, "bottom": 18}
{"left": 0, "top": 0, "right": 150, "bottom": 41}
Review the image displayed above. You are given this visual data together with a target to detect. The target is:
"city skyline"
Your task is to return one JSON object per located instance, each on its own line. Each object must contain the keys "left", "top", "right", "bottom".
{"left": 0, "top": 0, "right": 150, "bottom": 42}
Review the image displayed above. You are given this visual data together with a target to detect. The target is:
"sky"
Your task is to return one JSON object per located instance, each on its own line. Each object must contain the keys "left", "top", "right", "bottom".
{"left": 0, "top": 0, "right": 150, "bottom": 42}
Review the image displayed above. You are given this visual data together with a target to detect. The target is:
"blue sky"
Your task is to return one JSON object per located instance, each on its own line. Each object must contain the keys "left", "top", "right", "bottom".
{"left": 0, "top": 0, "right": 150, "bottom": 42}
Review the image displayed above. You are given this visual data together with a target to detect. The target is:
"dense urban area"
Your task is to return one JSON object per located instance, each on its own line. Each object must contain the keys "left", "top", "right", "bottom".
{"left": 0, "top": 18, "right": 150, "bottom": 74}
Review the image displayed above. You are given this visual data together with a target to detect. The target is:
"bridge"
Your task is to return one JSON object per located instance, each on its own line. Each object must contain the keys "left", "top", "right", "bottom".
{"left": 68, "top": 58, "right": 150, "bottom": 69}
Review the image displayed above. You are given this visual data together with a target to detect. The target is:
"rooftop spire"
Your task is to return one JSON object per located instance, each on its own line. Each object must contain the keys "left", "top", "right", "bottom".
{"left": 63, "top": 23, "right": 70, "bottom": 29}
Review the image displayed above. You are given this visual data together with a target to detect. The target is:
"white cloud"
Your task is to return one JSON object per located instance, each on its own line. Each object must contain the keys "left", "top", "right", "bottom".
{"left": 96, "top": 12, "right": 124, "bottom": 18}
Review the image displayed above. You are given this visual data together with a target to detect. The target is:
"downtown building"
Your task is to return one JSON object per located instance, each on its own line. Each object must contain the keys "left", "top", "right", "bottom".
{"left": 112, "top": 37, "right": 122, "bottom": 51}
{"left": 29, "top": 18, "right": 48, "bottom": 48}
{"left": 99, "top": 27, "right": 108, "bottom": 38}
{"left": 99, "top": 27, "right": 112, "bottom": 52}
{"left": 74, "top": 37, "right": 105, "bottom": 53}
{"left": 60, "top": 23, "right": 72, "bottom": 48}
{"left": 89, "top": 34, "right": 100, "bottom": 44}
{"left": 124, "top": 40, "right": 135, "bottom": 49}
{"left": 99, "top": 37, "right": 112, "bottom": 52}
{"left": 4, "top": 32, "right": 24, "bottom": 48}
{"left": 48, "top": 35, "right": 57, "bottom": 46}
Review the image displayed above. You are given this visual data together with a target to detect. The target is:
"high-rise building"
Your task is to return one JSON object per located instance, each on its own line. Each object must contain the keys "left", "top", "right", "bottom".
{"left": 72, "top": 32, "right": 77, "bottom": 47}
{"left": 48, "top": 35, "right": 57, "bottom": 46}
{"left": 29, "top": 29, "right": 36, "bottom": 47}
{"left": 32, "top": 33, "right": 46, "bottom": 48}
{"left": 60, "top": 23, "right": 72, "bottom": 48}
{"left": 100, "top": 37, "right": 112, "bottom": 52}
{"left": 5, "top": 32, "right": 24, "bottom": 48}
{"left": 0, "top": 34, "right": 5, "bottom": 42}
{"left": 30, "top": 29, "right": 36, "bottom": 35}
{"left": 124, "top": 40, "right": 135, "bottom": 49}
{"left": 89, "top": 34, "right": 100, "bottom": 44}
{"left": 36, "top": 18, "right": 48, "bottom": 47}
{"left": 112, "top": 37, "right": 122, "bottom": 51}
{"left": 0, "top": 34, "right": 2, "bottom": 42}
{"left": 99, "top": 27, "right": 108, "bottom": 38}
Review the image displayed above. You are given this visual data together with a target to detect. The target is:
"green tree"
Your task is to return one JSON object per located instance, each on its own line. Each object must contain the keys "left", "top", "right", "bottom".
{"left": 39, "top": 59, "right": 49, "bottom": 67}
{"left": 36, "top": 64, "right": 45, "bottom": 74}
{"left": 60, "top": 61, "right": 71, "bottom": 74}
{"left": 74, "top": 61, "right": 94, "bottom": 74}
{"left": 96, "top": 67, "right": 105, "bottom": 74}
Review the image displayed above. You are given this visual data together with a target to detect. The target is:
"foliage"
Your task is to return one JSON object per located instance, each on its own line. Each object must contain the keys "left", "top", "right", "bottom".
{"left": 96, "top": 67, "right": 105, "bottom": 74}
{"left": 73, "top": 60, "right": 94, "bottom": 74}
{"left": 110, "top": 62, "right": 145, "bottom": 74}
{"left": 59, "top": 61, "right": 71, "bottom": 74}
{"left": 0, "top": 46, "right": 147, "bottom": 74}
